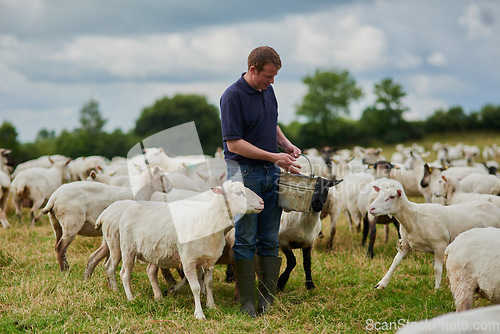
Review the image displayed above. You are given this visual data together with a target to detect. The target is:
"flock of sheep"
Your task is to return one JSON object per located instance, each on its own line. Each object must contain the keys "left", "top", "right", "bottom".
{"left": 0, "top": 142, "right": 500, "bottom": 330}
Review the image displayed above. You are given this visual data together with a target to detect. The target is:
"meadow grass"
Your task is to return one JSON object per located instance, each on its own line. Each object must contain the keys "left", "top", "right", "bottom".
{"left": 1, "top": 132, "right": 498, "bottom": 333}
{"left": 0, "top": 206, "right": 492, "bottom": 334}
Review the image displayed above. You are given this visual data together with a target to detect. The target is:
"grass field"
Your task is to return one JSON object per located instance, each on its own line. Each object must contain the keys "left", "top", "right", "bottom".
{"left": 0, "top": 132, "right": 498, "bottom": 333}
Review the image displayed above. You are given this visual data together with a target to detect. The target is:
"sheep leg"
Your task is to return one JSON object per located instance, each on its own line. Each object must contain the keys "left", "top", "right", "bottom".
{"left": 48, "top": 213, "right": 63, "bottom": 247}
{"left": 361, "top": 217, "right": 369, "bottom": 247}
{"left": 160, "top": 268, "right": 177, "bottom": 286}
{"left": 198, "top": 267, "right": 206, "bottom": 295}
{"left": 120, "top": 252, "right": 136, "bottom": 300}
{"left": 302, "top": 247, "right": 315, "bottom": 290}
{"left": 203, "top": 267, "right": 216, "bottom": 309}
{"left": 104, "top": 238, "right": 123, "bottom": 291}
{"left": 450, "top": 280, "right": 476, "bottom": 311}
{"left": 146, "top": 263, "right": 163, "bottom": 300}
{"left": 183, "top": 263, "right": 206, "bottom": 320}
{"left": 375, "top": 240, "right": 411, "bottom": 289}
{"left": 383, "top": 224, "right": 389, "bottom": 243}
{"left": 367, "top": 218, "right": 377, "bottom": 258}
{"left": 0, "top": 209, "right": 10, "bottom": 228}
{"left": 277, "top": 247, "right": 296, "bottom": 292}
{"left": 83, "top": 240, "right": 109, "bottom": 280}
{"left": 170, "top": 276, "right": 188, "bottom": 294}
{"left": 55, "top": 235, "right": 75, "bottom": 272}
{"left": 433, "top": 251, "right": 445, "bottom": 289}
{"left": 326, "top": 215, "right": 337, "bottom": 250}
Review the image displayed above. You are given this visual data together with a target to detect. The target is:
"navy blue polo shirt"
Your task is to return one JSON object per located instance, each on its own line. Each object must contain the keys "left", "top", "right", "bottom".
{"left": 220, "top": 73, "right": 279, "bottom": 165}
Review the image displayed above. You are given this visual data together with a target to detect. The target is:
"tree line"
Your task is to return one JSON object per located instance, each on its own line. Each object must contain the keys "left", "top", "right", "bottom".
{"left": 1, "top": 69, "right": 499, "bottom": 164}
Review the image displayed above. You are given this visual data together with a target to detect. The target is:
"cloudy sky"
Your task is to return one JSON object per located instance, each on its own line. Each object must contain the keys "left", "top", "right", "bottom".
{"left": 1, "top": 0, "right": 499, "bottom": 143}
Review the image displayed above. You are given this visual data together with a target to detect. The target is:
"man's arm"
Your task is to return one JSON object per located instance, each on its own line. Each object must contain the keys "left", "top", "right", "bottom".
{"left": 226, "top": 138, "right": 302, "bottom": 174}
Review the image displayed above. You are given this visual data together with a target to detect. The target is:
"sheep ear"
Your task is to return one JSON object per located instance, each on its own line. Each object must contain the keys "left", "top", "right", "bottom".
{"left": 397, "top": 189, "right": 402, "bottom": 197}
{"left": 211, "top": 188, "right": 223, "bottom": 195}
{"left": 373, "top": 186, "right": 381, "bottom": 193}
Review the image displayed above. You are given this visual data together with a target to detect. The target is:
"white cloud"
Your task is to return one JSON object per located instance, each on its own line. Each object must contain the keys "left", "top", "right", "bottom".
{"left": 289, "top": 13, "right": 388, "bottom": 73}
{"left": 458, "top": 3, "right": 493, "bottom": 40}
{"left": 427, "top": 52, "right": 447, "bottom": 67}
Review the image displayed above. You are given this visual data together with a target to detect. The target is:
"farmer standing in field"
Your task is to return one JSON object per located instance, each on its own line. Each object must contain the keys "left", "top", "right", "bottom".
{"left": 220, "top": 46, "right": 301, "bottom": 318}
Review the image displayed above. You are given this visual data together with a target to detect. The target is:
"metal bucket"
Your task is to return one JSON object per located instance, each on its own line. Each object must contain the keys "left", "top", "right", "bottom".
{"left": 278, "top": 155, "right": 317, "bottom": 212}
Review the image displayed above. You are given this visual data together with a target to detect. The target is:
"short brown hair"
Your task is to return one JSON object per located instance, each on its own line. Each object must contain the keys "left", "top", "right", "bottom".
{"left": 247, "top": 46, "right": 282, "bottom": 72}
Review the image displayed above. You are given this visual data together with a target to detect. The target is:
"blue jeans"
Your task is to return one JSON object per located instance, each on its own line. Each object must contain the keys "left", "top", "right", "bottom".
{"left": 226, "top": 161, "right": 282, "bottom": 260}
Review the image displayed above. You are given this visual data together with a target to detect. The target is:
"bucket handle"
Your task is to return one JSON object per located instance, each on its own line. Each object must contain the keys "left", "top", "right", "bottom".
{"left": 300, "top": 154, "right": 315, "bottom": 178}
{"left": 285, "top": 154, "right": 314, "bottom": 178}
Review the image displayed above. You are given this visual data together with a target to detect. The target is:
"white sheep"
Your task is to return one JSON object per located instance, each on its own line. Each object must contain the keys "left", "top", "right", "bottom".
{"left": 368, "top": 181, "right": 500, "bottom": 290}
{"left": 358, "top": 177, "right": 401, "bottom": 258}
{"left": 68, "top": 155, "right": 108, "bottom": 181}
{"left": 10, "top": 154, "right": 70, "bottom": 179}
{"left": 456, "top": 172, "right": 500, "bottom": 195}
{"left": 87, "top": 169, "right": 131, "bottom": 187}
{"left": 42, "top": 166, "right": 171, "bottom": 271}
{"left": 100, "top": 180, "right": 263, "bottom": 319}
{"left": 0, "top": 170, "right": 11, "bottom": 228}
{"left": 432, "top": 175, "right": 500, "bottom": 207}
{"left": 445, "top": 227, "right": 500, "bottom": 311}
{"left": 10, "top": 158, "right": 71, "bottom": 226}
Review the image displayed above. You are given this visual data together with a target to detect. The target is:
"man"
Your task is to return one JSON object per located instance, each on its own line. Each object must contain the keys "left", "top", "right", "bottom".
{"left": 220, "top": 46, "right": 301, "bottom": 317}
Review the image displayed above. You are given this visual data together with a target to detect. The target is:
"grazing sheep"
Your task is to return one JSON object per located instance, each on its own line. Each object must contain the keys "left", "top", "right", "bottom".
{"left": 42, "top": 166, "right": 171, "bottom": 271}
{"left": 445, "top": 227, "right": 500, "bottom": 311}
{"left": 277, "top": 177, "right": 342, "bottom": 291}
{"left": 368, "top": 181, "right": 500, "bottom": 290}
{"left": 10, "top": 158, "right": 71, "bottom": 226}
{"left": 101, "top": 181, "right": 263, "bottom": 319}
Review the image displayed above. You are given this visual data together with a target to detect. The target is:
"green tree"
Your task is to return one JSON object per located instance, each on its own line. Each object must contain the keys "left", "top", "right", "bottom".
{"left": 0, "top": 121, "right": 20, "bottom": 150}
{"left": 480, "top": 104, "right": 500, "bottom": 130}
{"left": 135, "top": 94, "right": 222, "bottom": 155}
{"left": 79, "top": 99, "right": 106, "bottom": 136}
{"left": 297, "top": 69, "right": 363, "bottom": 123}
{"left": 359, "top": 78, "right": 419, "bottom": 143}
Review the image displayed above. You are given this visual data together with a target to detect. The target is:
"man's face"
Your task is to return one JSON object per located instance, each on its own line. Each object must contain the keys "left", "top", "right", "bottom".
{"left": 248, "top": 63, "right": 279, "bottom": 91}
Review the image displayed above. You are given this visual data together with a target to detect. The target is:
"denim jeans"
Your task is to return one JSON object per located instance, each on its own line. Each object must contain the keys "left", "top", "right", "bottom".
{"left": 226, "top": 161, "right": 282, "bottom": 260}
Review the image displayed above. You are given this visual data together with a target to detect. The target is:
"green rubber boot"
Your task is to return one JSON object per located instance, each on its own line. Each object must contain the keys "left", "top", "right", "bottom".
{"left": 256, "top": 255, "right": 282, "bottom": 315}
{"left": 234, "top": 258, "right": 256, "bottom": 318}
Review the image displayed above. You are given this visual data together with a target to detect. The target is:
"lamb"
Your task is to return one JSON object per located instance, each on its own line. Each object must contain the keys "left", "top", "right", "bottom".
{"left": 0, "top": 170, "right": 11, "bottom": 228}
{"left": 445, "top": 227, "right": 500, "bottom": 311}
{"left": 42, "top": 166, "right": 171, "bottom": 271}
{"left": 368, "top": 180, "right": 500, "bottom": 290}
{"left": 10, "top": 157, "right": 71, "bottom": 226}
{"left": 277, "top": 177, "right": 342, "bottom": 291}
{"left": 100, "top": 180, "right": 264, "bottom": 319}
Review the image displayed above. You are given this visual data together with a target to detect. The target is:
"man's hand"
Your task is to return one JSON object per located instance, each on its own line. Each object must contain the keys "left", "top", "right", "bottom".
{"left": 275, "top": 153, "right": 302, "bottom": 174}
